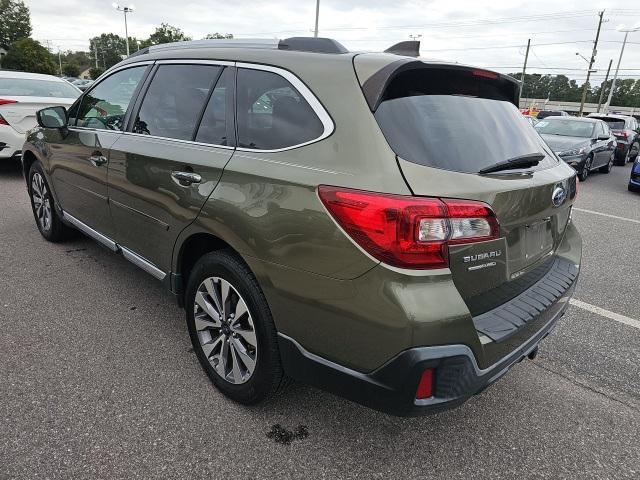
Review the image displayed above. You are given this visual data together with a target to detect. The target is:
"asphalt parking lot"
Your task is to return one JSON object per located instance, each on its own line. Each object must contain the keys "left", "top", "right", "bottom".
{"left": 1, "top": 159, "right": 639, "bottom": 479}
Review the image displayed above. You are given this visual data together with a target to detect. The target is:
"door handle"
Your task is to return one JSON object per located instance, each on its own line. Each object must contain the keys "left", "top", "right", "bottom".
{"left": 89, "top": 155, "right": 107, "bottom": 167}
{"left": 171, "top": 171, "right": 202, "bottom": 185}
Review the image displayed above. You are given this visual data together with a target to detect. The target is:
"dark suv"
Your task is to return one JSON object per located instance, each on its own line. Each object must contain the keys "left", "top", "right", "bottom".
{"left": 22, "top": 38, "right": 581, "bottom": 416}
{"left": 588, "top": 113, "right": 640, "bottom": 165}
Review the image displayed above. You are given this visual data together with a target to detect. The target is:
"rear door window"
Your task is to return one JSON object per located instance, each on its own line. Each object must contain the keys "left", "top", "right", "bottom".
{"left": 133, "top": 64, "right": 221, "bottom": 141}
{"left": 236, "top": 68, "right": 324, "bottom": 150}
{"left": 374, "top": 69, "right": 556, "bottom": 173}
{"left": 194, "top": 67, "right": 234, "bottom": 146}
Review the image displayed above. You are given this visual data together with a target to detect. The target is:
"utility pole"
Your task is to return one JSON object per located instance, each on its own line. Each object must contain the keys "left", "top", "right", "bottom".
{"left": 518, "top": 39, "right": 531, "bottom": 108}
{"left": 604, "top": 25, "right": 640, "bottom": 113}
{"left": 57, "top": 49, "right": 62, "bottom": 76}
{"left": 579, "top": 10, "right": 605, "bottom": 116}
{"left": 596, "top": 59, "right": 613, "bottom": 113}
{"left": 314, "top": 0, "right": 320, "bottom": 38}
{"left": 93, "top": 40, "right": 99, "bottom": 68}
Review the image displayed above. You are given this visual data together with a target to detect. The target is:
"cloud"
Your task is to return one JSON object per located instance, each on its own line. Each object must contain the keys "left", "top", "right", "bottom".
{"left": 26, "top": 0, "right": 640, "bottom": 85}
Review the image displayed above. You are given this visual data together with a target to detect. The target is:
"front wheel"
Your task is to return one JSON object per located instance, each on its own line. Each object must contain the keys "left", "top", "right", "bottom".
{"left": 185, "top": 250, "right": 286, "bottom": 404}
{"left": 28, "top": 162, "right": 74, "bottom": 242}
{"left": 578, "top": 156, "right": 592, "bottom": 182}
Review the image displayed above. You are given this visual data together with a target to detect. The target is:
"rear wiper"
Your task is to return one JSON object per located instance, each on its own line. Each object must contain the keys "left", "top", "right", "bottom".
{"left": 479, "top": 153, "right": 545, "bottom": 175}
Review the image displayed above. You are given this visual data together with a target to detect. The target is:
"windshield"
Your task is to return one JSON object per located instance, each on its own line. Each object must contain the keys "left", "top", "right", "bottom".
{"left": 534, "top": 119, "right": 595, "bottom": 138}
{"left": 0, "top": 78, "right": 80, "bottom": 98}
{"left": 375, "top": 95, "right": 555, "bottom": 174}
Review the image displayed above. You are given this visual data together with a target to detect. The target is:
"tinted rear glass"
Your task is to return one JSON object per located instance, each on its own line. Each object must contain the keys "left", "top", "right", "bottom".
{"left": 534, "top": 119, "right": 595, "bottom": 138}
{"left": 0, "top": 78, "right": 80, "bottom": 98}
{"left": 375, "top": 94, "right": 555, "bottom": 174}
{"left": 599, "top": 118, "right": 626, "bottom": 130}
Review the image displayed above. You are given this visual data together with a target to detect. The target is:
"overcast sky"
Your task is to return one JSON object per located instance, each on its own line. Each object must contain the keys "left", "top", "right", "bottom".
{"left": 26, "top": 0, "right": 640, "bottom": 85}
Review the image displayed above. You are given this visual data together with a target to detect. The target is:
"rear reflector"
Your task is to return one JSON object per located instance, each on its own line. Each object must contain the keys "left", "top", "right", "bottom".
{"left": 318, "top": 186, "right": 499, "bottom": 269}
{"left": 0, "top": 99, "right": 18, "bottom": 106}
{"left": 416, "top": 369, "right": 434, "bottom": 399}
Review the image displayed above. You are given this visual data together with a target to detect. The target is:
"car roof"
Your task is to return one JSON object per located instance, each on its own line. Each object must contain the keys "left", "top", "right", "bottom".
{"left": 0, "top": 70, "right": 67, "bottom": 82}
{"left": 587, "top": 113, "right": 632, "bottom": 121}
{"left": 543, "top": 116, "right": 598, "bottom": 123}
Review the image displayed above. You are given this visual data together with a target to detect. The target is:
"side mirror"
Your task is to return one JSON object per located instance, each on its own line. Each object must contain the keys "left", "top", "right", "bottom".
{"left": 597, "top": 135, "right": 610, "bottom": 141}
{"left": 36, "top": 106, "right": 68, "bottom": 129}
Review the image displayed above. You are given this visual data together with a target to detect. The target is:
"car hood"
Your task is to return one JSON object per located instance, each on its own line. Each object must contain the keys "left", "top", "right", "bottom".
{"left": 540, "top": 134, "right": 591, "bottom": 153}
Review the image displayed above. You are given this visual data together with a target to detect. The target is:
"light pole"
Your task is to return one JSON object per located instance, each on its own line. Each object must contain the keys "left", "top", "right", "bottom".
{"left": 314, "top": 0, "right": 320, "bottom": 38}
{"left": 604, "top": 23, "right": 640, "bottom": 113}
{"left": 113, "top": 3, "right": 135, "bottom": 56}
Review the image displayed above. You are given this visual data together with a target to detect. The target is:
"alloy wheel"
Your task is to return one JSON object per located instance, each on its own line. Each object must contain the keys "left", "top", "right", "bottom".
{"left": 193, "top": 277, "right": 257, "bottom": 384}
{"left": 31, "top": 173, "right": 52, "bottom": 232}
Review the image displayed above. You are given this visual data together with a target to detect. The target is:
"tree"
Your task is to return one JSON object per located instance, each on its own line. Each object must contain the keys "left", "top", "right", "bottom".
{"left": 2, "top": 38, "right": 55, "bottom": 74}
{"left": 89, "top": 33, "right": 127, "bottom": 70}
{"left": 89, "top": 67, "right": 104, "bottom": 80}
{"left": 142, "top": 23, "right": 191, "bottom": 47}
{"left": 204, "top": 33, "right": 233, "bottom": 39}
{"left": 0, "top": 0, "right": 31, "bottom": 49}
{"left": 62, "top": 61, "right": 80, "bottom": 77}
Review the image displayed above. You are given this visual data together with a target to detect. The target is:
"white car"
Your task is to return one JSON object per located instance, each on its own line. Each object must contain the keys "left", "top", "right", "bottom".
{"left": 0, "top": 71, "right": 81, "bottom": 160}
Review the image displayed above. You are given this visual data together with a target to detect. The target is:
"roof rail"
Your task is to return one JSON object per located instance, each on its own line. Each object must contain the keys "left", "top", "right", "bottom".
{"left": 125, "top": 37, "right": 349, "bottom": 59}
{"left": 384, "top": 41, "right": 420, "bottom": 57}
{"left": 278, "top": 37, "right": 348, "bottom": 54}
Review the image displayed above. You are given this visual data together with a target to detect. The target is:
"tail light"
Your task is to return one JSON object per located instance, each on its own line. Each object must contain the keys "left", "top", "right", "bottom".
{"left": 318, "top": 186, "right": 499, "bottom": 269}
{"left": 0, "top": 99, "right": 17, "bottom": 106}
{"left": 613, "top": 130, "right": 629, "bottom": 139}
{"left": 0, "top": 114, "right": 9, "bottom": 126}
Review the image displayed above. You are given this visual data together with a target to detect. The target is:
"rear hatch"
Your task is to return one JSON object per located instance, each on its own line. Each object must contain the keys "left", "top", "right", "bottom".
{"left": 356, "top": 57, "right": 577, "bottom": 317}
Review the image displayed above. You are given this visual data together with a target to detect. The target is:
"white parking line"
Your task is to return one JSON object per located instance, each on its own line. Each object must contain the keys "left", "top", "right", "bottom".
{"left": 570, "top": 299, "right": 640, "bottom": 330}
{"left": 572, "top": 207, "right": 640, "bottom": 225}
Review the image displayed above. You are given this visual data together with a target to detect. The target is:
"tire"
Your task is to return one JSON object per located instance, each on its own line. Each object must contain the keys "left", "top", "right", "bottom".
{"left": 616, "top": 147, "right": 629, "bottom": 166}
{"left": 629, "top": 184, "right": 640, "bottom": 193}
{"left": 28, "top": 161, "right": 74, "bottom": 242}
{"left": 599, "top": 154, "right": 614, "bottom": 174}
{"left": 578, "top": 156, "right": 592, "bottom": 182}
{"left": 185, "top": 250, "right": 286, "bottom": 405}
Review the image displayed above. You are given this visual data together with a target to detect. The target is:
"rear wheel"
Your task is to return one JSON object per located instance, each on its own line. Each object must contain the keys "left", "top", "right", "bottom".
{"left": 616, "top": 147, "right": 630, "bottom": 166}
{"left": 185, "top": 250, "right": 286, "bottom": 404}
{"left": 28, "top": 162, "right": 73, "bottom": 242}
{"left": 599, "top": 153, "right": 614, "bottom": 174}
{"left": 578, "top": 155, "right": 592, "bottom": 182}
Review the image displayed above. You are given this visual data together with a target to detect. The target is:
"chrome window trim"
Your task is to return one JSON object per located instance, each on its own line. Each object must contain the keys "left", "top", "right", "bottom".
{"left": 89, "top": 60, "right": 155, "bottom": 87}
{"left": 119, "top": 131, "right": 236, "bottom": 151}
{"left": 235, "top": 62, "right": 335, "bottom": 153}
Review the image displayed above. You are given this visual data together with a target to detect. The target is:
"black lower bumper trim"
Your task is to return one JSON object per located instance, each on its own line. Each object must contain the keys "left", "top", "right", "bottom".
{"left": 278, "top": 300, "right": 568, "bottom": 417}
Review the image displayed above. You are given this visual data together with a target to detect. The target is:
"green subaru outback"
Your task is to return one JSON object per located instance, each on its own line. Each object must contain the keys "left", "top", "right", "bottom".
{"left": 22, "top": 38, "right": 581, "bottom": 416}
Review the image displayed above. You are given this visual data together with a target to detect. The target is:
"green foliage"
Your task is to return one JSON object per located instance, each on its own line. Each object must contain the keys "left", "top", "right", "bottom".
{"left": 89, "top": 67, "right": 105, "bottom": 80}
{"left": 0, "top": 0, "right": 31, "bottom": 49}
{"left": 512, "top": 72, "right": 640, "bottom": 108}
{"left": 62, "top": 61, "right": 80, "bottom": 77}
{"left": 204, "top": 33, "right": 233, "bottom": 40}
{"left": 61, "top": 50, "right": 91, "bottom": 73}
{"left": 89, "top": 33, "right": 127, "bottom": 69}
{"left": 2, "top": 38, "right": 55, "bottom": 74}
{"left": 142, "top": 23, "right": 191, "bottom": 47}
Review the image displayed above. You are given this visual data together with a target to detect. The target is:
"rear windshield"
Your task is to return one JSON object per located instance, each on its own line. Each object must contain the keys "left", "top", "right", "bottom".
{"left": 534, "top": 119, "right": 595, "bottom": 138}
{"left": 591, "top": 117, "right": 626, "bottom": 130}
{"left": 0, "top": 78, "right": 80, "bottom": 98}
{"left": 374, "top": 73, "right": 555, "bottom": 173}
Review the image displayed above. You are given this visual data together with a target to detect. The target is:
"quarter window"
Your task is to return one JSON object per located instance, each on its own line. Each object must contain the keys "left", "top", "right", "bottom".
{"left": 236, "top": 68, "right": 324, "bottom": 150}
{"left": 133, "top": 64, "right": 221, "bottom": 141}
{"left": 74, "top": 66, "right": 146, "bottom": 130}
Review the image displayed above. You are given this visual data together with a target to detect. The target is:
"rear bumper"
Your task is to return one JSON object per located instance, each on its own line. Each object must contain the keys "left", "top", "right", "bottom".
{"left": 278, "top": 257, "right": 578, "bottom": 417}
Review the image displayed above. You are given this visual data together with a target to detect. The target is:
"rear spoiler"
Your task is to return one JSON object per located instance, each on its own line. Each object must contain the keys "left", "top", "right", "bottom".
{"left": 361, "top": 59, "right": 520, "bottom": 112}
